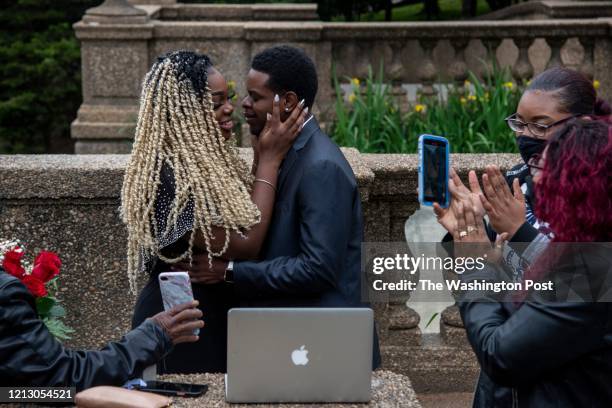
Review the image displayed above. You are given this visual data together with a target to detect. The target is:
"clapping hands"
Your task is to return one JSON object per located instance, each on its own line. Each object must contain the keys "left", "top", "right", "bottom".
{"left": 435, "top": 165, "right": 526, "bottom": 243}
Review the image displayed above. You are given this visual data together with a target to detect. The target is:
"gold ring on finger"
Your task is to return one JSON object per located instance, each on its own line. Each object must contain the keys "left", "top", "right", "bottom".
{"left": 459, "top": 230, "right": 468, "bottom": 238}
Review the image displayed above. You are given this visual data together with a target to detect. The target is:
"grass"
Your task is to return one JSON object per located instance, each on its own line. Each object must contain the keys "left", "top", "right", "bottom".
{"left": 357, "top": 0, "right": 491, "bottom": 21}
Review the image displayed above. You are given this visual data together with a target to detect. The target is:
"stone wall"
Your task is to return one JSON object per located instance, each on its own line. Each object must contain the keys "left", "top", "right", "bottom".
{"left": 70, "top": 1, "right": 612, "bottom": 153}
{"left": 0, "top": 152, "right": 520, "bottom": 392}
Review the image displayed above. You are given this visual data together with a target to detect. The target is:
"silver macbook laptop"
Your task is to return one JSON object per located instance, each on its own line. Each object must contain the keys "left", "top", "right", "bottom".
{"left": 226, "top": 308, "right": 373, "bottom": 403}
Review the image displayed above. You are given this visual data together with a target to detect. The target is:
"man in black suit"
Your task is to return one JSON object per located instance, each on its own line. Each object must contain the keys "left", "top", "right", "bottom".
{"left": 186, "top": 45, "right": 380, "bottom": 367}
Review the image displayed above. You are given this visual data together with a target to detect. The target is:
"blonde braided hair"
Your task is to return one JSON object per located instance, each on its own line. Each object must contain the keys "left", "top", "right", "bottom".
{"left": 121, "top": 51, "right": 259, "bottom": 293}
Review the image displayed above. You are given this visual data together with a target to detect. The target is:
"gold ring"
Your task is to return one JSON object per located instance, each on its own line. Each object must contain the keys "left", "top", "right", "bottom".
{"left": 459, "top": 230, "right": 468, "bottom": 238}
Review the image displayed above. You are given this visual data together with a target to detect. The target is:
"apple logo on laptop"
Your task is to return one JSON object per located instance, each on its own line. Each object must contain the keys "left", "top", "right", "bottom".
{"left": 291, "top": 345, "right": 309, "bottom": 366}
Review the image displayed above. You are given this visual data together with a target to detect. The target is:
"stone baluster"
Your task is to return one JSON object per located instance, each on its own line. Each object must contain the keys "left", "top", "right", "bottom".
{"left": 386, "top": 301, "right": 422, "bottom": 347}
{"left": 440, "top": 304, "right": 470, "bottom": 348}
{"left": 387, "top": 42, "right": 408, "bottom": 113}
{"left": 546, "top": 37, "right": 565, "bottom": 70}
{"left": 333, "top": 42, "right": 354, "bottom": 82}
{"left": 354, "top": 42, "right": 371, "bottom": 82}
{"left": 449, "top": 38, "right": 469, "bottom": 90}
{"left": 480, "top": 37, "right": 502, "bottom": 79}
{"left": 512, "top": 38, "right": 534, "bottom": 83}
{"left": 579, "top": 36, "right": 595, "bottom": 80}
{"left": 418, "top": 39, "right": 438, "bottom": 97}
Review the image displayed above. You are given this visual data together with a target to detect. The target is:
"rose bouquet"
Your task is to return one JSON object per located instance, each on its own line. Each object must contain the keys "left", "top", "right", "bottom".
{"left": 1, "top": 239, "right": 73, "bottom": 340}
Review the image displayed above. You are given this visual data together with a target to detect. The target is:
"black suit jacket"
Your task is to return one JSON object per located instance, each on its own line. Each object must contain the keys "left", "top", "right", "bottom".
{"left": 233, "top": 117, "right": 381, "bottom": 368}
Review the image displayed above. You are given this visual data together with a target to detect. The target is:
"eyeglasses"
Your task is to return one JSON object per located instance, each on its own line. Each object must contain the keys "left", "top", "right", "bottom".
{"left": 505, "top": 114, "right": 578, "bottom": 138}
{"left": 527, "top": 153, "right": 544, "bottom": 177}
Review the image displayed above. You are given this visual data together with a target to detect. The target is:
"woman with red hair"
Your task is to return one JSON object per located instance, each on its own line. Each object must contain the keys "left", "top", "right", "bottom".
{"left": 451, "top": 119, "right": 612, "bottom": 407}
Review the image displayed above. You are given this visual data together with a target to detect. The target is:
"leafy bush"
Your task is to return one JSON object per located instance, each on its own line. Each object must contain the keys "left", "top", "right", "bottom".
{"left": 331, "top": 65, "right": 523, "bottom": 153}
{"left": 0, "top": 1, "right": 98, "bottom": 153}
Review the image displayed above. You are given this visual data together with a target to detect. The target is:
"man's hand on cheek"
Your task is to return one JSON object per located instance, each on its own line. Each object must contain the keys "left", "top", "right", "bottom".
{"left": 173, "top": 254, "right": 228, "bottom": 284}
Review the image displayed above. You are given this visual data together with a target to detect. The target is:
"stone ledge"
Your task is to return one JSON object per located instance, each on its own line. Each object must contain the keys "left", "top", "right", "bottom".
{"left": 382, "top": 334, "right": 479, "bottom": 393}
{"left": 363, "top": 153, "right": 520, "bottom": 198}
{"left": 0, "top": 153, "right": 520, "bottom": 200}
{"left": 156, "top": 3, "right": 319, "bottom": 22}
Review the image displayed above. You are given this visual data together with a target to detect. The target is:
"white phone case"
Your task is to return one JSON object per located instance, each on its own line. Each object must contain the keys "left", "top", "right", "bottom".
{"left": 158, "top": 271, "right": 199, "bottom": 335}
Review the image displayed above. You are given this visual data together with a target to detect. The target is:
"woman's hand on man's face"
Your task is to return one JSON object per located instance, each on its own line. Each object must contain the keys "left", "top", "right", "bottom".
{"left": 257, "top": 95, "right": 307, "bottom": 166}
{"left": 479, "top": 165, "right": 526, "bottom": 239}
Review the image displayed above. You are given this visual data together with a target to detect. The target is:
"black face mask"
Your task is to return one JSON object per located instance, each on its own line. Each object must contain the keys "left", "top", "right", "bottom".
{"left": 516, "top": 136, "right": 546, "bottom": 164}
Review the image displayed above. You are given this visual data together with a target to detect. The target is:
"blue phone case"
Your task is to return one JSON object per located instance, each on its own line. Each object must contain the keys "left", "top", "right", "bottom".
{"left": 418, "top": 134, "right": 450, "bottom": 208}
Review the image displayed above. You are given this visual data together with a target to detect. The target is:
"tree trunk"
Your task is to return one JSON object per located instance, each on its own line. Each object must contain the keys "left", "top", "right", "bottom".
{"left": 423, "top": 0, "right": 440, "bottom": 19}
{"left": 385, "top": 0, "right": 393, "bottom": 21}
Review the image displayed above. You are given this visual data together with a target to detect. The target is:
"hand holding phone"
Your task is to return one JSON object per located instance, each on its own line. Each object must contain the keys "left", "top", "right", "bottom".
{"left": 150, "top": 300, "right": 203, "bottom": 344}
{"left": 158, "top": 272, "right": 199, "bottom": 336}
{"left": 418, "top": 134, "right": 450, "bottom": 208}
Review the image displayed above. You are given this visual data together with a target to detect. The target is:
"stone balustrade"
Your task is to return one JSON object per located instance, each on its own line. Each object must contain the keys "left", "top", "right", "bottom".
{"left": 0, "top": 152, "right": 520, "bottom": 393}
{"left": 70, "top": 0, "right": 612, "bottom": 153}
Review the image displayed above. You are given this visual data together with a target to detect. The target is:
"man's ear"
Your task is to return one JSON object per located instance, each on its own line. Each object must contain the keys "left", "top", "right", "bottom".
{"left": 282, "top": 91, "right": 300, "bottom": 112}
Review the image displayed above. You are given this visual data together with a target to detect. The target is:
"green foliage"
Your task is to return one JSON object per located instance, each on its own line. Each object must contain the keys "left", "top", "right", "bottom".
{"left": 331, "top": 64, "right": 523, "bottom": 153}
{"left": 42, "top": 317, "right": 75, "bottom": 340}
{"left": 0, "top": 0, "right": 98, "bottom": 153}
{"left": 333, "top": 66, "right": 414, "bottom": 153}
{"left": 360, "top": 0, "right": 491, "bottom": 21}
{"left": 35, "top": 278, "right": 74, "bottom": 341}
{"left": 425, "top": 312, "right": 439, "bottom": 328}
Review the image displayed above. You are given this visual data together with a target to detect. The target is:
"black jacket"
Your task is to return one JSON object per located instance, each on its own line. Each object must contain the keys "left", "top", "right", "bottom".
{"left": 232, "top": 118, "right": 381, "bottom": 368}
{"left": 0, "top": 270, "right": 172, "bottom": 391}
{"left": 459, "top": 246, "right": 612, "bottom": 407}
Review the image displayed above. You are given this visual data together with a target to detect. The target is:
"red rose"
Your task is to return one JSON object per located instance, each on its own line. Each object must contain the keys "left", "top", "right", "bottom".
{"left": 31, "top": 251, "right": 61, "bottom": 283}
{"left": 21, "top": 274, "right": 48, "bottom": 298}
{"left": 2, "top": 248, "right": 25, "bottom": 279}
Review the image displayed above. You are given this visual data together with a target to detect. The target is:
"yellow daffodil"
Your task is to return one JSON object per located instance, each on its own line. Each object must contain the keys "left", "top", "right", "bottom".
{"left": 351, "top": 78, "right": 360, "bottom": 87}
{"left": 503, "top": 81, "right": 514, "bottom": 90}
{"left": 415, "top": 104, "right": 426, "bottom": 113}
{"left": 593, "top": 80, "right": 600, "bottom": 90}
{"left": 464, "top": 79, "right": 471, "bottom": 87}
{"left": 468, "top": 95, "right": 477, "bottom": 101}
{"left": 348, "top": 93, "right": 357, "bottom": 104}
{"left": 460, "top": 97, "right": 467, "bottom": 104}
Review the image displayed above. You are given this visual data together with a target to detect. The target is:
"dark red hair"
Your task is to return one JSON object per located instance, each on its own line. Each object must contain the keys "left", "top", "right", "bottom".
{"left": 534, "top": 118, "right": 612, "bottom": 243}
{"left": 516, "top": 119, "right": 612, "bottom": 302}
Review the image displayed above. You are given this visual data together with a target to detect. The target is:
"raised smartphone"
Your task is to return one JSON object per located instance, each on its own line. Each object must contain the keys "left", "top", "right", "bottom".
{"left": 418, "top": 134, "right": 450, "bottom": 208}
{"left": 134, "top": 380, "right": 208, "bottom": 398}
{"left": 158, "top": 271, "right": 199, "bottom": 336}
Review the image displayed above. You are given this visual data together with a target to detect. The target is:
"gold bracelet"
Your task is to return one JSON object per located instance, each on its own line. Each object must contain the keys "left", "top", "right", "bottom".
{"left": 254, "top": 178, "right": 277, "bottom": 191}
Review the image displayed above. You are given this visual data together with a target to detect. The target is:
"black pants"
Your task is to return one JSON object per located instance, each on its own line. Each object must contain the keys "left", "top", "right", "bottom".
{"left": 132, "top": 275, "right": 236, "bottom": 374}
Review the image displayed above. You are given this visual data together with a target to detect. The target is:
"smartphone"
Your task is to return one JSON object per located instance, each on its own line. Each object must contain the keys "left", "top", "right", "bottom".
{"left": 418, "top": 134, "right": 450, "bottom": 208}
{"left": 158, "top": 271, "right": 199, "bottom": 336}
{"left": 134, "top": 380, "right": 208, "bottom": 397}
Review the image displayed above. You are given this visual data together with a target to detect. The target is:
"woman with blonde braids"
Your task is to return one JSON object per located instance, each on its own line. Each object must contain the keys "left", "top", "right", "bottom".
{"left": 122, "top": 50, "right": 306, "bottom": 374}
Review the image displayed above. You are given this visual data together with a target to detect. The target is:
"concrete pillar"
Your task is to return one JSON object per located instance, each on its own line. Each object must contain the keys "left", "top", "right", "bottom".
{"left": 71, "top": 0, "right": 153, "bottom": 153}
